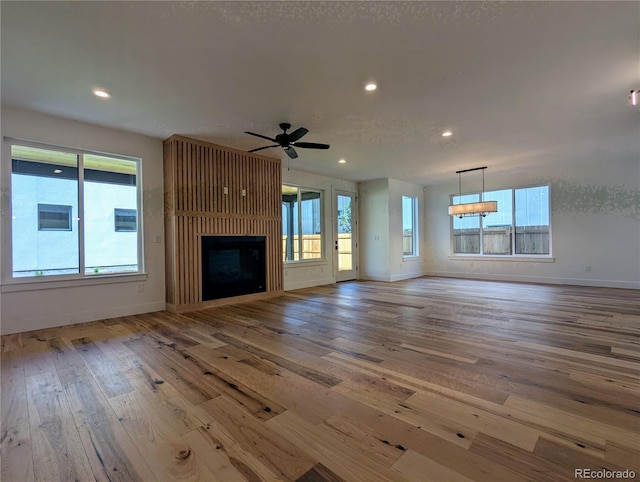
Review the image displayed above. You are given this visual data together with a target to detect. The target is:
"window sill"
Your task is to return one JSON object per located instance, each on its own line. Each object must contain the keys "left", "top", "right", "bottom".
{"left": 1, "top": 272, "right": 148, "bottom": 293}
{"left": 448, "top": 255, "right": 555, "bottom": 263}
{"left": 402, "top": 256, "right": 421, "bottom": 261}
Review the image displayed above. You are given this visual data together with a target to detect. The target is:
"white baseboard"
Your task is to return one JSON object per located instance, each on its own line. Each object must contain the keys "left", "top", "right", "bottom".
{"left": 390, "top": 271, "right": 426, "bottom": 282}
{"left": 423, "top": 271, "right": 640, "bottom": 290}
{"left": 360, "top": 271, "right": 426, "bottom": 282}
{"left": 0, "top": 301, "right": 166, "bottom": 335}
{"left": 284, "top": 277, "right": 335, "bottom": 291}
{"left": 359, "top": 274, "right": 392, "bottom": 282}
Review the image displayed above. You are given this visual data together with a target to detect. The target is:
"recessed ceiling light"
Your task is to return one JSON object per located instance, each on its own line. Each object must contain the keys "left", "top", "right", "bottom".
{"left": 365, "top": 83, "right": 377, "bottom": 92}
{"left": 338, "top": 159, "right": 346, "bottom": 164}
{"left": 93, "top": 89, "right": 111, "bottom": 98}
{"left": 442, "top": 130, "right": 453, "bottom": 137}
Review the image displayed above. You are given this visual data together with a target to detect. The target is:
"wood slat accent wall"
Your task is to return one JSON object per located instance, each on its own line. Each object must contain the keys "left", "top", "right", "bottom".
{"left": 163, "top": 135, "right": 283, "bottom": 311}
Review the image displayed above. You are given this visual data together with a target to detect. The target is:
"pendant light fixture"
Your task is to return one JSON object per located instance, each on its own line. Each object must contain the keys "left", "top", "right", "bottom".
{"left": 448, "top": 166, "right": 498, "bottom": 218}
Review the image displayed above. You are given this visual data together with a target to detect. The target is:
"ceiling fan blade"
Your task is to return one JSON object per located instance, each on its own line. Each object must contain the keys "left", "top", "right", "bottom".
{"left": 294, "top": 142, "right": 330, "bottom": 150}
{"left": 288, "top": 127, "right": 309, "bottom": 142}
{"left": 248, "top": 144, "right": 279, "bottom": 153}
{"left": 245, "top": 131, "right": 277, "bottom": 143}
{"left": 284, "top": 146, "right": 298, "bottom": 159}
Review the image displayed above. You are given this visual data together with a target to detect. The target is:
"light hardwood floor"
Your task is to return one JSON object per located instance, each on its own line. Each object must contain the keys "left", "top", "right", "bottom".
{"left": 2, "top": 277, "right": 639, "bottom": 481}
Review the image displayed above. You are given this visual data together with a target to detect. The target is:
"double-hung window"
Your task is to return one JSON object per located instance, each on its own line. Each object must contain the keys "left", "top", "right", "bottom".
{"left": 7, "top": 141, "right": 142, "bottom": 278}
{"left": 451, "top": 185, "right": 550, "bottom": 256}
{"left": 402, "top": 195, "right": 419, "bottom": 257}
{"left": 282, "top": 185, "right": 323, "bottom": 262}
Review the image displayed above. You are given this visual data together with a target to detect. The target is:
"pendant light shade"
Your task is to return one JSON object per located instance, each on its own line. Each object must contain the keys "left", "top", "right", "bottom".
{"left": 448, "top": 200, "right": 498, "bottom": 217}
{"left": 448, "top": 166, "right": 498, "bottom": 218}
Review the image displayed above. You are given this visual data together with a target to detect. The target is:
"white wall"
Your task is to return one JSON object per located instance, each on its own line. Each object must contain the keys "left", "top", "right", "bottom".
{"left": 281, "top": 167, "right": 357, "bottom": 290}
{"left": 423, "top": 155, "right": 640, "bottom": 289}
{"left": 0, "top": 107, "right": 165, "bottom": 334}
{"left": 358, "top": 179, "right": 390, "bottom": 280}
{"left": 359, "top": 178, "right": 427, "bottom": 282}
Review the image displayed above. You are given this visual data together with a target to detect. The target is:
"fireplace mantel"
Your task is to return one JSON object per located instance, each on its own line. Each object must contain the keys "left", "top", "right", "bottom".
{"left": 163, "top": 135, "right": 283, "bottom": 312}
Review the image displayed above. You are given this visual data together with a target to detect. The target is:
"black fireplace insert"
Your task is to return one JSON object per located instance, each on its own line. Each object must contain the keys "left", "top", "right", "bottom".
{"left": 201, "top": 236, "right": 266, "bottom": 301}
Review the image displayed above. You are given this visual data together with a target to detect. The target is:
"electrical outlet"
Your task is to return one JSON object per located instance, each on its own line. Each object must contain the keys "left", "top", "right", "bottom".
{"left": 137, "top": 283, "right": 144, "bottom": 292}
{"left": 584, "top": 265, "right": 591, "bottom": 272}
{"left": 154, "top": 234, "right": 162, "bottom": 243}
{"left": 223, "top": 186, "right": 228, "bottom": 195}
{"left": 242, "top": 189, "right": 246, "bottom": 197}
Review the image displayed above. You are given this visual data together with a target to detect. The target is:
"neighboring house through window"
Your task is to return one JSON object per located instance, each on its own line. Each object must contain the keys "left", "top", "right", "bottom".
{"left": 8, "top": 141, "right": 142, "bottom": 278}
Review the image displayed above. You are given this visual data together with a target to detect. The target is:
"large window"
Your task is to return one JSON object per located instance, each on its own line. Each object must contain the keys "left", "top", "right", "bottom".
{"left": 9, "top": 142, "right": 141, "bottom": 278}
{"left": 402, "top": 195, "right": 418, "bottom": 257}
{"left": 451, "top": 185, "right": 550, "bottom": 256}
{"left": 282, "top": 185, "right": 323, "bottom": 262}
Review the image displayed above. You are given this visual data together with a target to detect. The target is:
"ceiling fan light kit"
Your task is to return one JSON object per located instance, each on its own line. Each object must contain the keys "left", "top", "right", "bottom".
{"left": 448, "top": 166, "right": 498, "bottom": 218}
{"left": 245, "top": 123, "right": 330, "bottom": 159}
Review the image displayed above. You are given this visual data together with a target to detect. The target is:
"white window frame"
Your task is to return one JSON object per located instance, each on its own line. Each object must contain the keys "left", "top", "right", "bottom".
{"left": 1, "top": 137, "right": 145, "bottom": 286}
{"left": 282, "top": 184, "right": 324, "bottom": 264}
{"left": 449, "top": 184, "right": 553, "bottom": 260}
{"left": 402, "top": 195, "right": 419, "bottom": 258}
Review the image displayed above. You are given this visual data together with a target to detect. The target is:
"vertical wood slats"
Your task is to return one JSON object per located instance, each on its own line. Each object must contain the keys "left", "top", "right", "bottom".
{"left": 163, "top": 135, "right": 283, "bottom": 309}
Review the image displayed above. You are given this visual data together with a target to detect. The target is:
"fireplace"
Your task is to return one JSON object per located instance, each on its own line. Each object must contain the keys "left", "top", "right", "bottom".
{"left": 201, "top": 236, "right": 266, "bottom": 301}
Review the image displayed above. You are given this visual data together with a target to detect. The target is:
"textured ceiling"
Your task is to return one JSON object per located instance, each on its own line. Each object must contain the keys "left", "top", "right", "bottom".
{"left": 1, "top": 1, "right": 638, "bottom": 185}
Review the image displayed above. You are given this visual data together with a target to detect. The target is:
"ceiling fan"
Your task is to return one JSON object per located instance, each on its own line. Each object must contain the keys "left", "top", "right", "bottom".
{"left": 245, "top": 123, "right": 330, "bottom": 159}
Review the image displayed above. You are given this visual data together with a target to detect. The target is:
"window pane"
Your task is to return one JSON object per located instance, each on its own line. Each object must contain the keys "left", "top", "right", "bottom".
{"left": 84, "top": 156, "right": 139, "bottom": 275}
{"left": 11, "top": 146, "right": 80, "bottom": 277}
{"left": 452, "top": 194, "right": 480, "bottom": 254}
{"left": 402, "top": 196, "right": 415, "bottom": 256}
{"left": 482, "top": 189, "right": 512, "bottom": 255}
{"left": 300, "top": 189, "right": 321, "bottom": 260}
{"left": 282, "top": 185, "right": 323, "bottom": 262}
{"left": 337, "top": 195, "right": 353, "bottom": 271}
{"left": 515, "top": 186, "right": 550, "bottom": 254}
{"left": 282, "top": 185, "right": 299, "bottom": 261}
